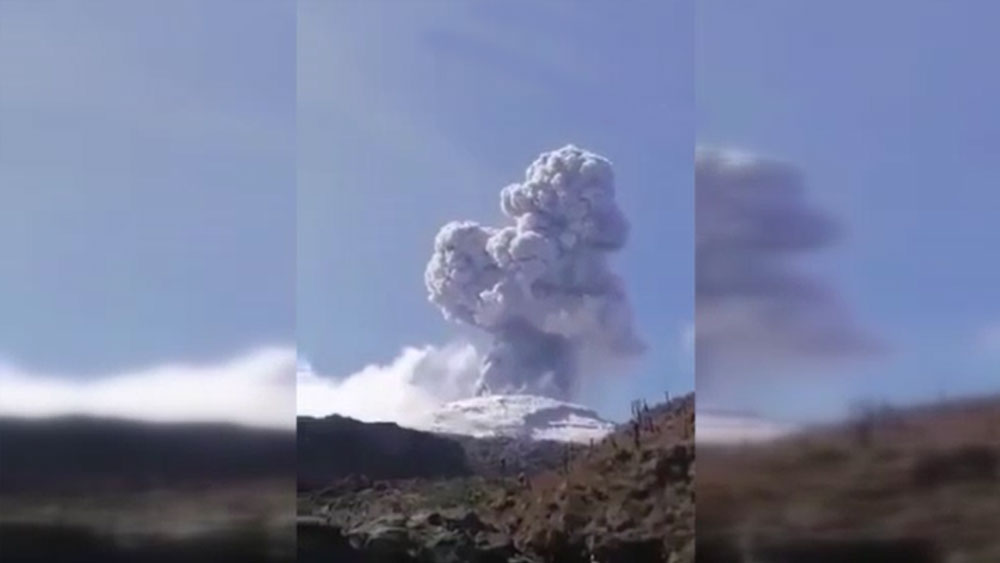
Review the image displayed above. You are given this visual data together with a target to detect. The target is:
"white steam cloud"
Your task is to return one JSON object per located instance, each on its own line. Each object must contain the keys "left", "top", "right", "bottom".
{"left": 0, "top": 347, "right": 296, "bottom": 429}
{"left": 425, "top": 145, "right": 643, "bottom": 400}
{"left": 296, "top": 343, "right": 480, "bottom": 427}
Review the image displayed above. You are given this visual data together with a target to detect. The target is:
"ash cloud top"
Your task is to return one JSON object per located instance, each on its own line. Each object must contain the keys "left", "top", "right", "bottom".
{"left": 696, "top": 148, "right": 882, "bottom": 393}
{"left": 425, "top": 145, "right": 643, "bottom": 400}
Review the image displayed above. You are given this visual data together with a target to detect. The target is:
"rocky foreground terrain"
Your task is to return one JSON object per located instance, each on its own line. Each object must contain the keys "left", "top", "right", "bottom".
{"left": 697, "top": 395, "right": 1000, "bottom": 563}
{"left": 297, "top": 394, "right": 694, "bottom": 562}
{"left": 0, "top": 417, "right": 296, "bottom": 562}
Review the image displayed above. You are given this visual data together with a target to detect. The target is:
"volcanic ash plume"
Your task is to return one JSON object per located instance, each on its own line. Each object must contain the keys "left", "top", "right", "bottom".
{"left": 695, "top": 148, "right": 883, "bottom": 394}
{"left": 425, "top": 145, "right": 643, "bottom": 400}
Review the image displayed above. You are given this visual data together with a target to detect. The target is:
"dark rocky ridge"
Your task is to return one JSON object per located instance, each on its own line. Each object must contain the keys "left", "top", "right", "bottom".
{"left": 297, "top": 410, "right": 596, "bottom": 493}
{"left": 0, "top": 416, "right": 295, "bottom": 493}
{"left": 297, "top": 415, "right": 472, "bottom": 491}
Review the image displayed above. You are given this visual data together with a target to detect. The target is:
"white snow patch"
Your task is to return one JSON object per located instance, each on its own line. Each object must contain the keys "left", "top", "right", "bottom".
{"left": 418, "top": 394, "right": 615, "bottom": 443}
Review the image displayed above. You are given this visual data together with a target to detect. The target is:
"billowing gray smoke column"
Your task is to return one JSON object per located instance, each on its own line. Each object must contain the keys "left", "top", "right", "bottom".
{"left": 425, "top": 145, "right": 643, "bottom": 399}
{"left": 696, "top": 148, "right": 883, "bottom": 396}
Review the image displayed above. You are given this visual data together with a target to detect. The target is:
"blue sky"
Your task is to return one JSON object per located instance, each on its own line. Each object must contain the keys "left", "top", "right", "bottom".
{"left": 11, "top": 0, "right": 989, "bottom": 429}
{"left": 0, "top": 0, "right": 295, "bottom": 376}
{"left": 298, "top": 0, "right": 693, "bottom": 421}
{"left": 698, "top": 1, "right": 1000, "bottom": 421}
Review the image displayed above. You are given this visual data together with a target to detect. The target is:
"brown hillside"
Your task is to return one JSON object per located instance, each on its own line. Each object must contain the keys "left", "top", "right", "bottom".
{"left": 490, "top": 394, "right": 695, "bottom": 562}
{"left": 698, "top": 395, "right": 1000, "bottom": 562}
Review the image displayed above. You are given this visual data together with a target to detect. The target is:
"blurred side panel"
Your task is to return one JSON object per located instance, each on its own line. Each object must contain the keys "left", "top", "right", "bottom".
{"left": 696, "top": 2, "right": 1000, "bottom": 562}
{"left": 0, "top": 0, "right": 296, "bottom": 561}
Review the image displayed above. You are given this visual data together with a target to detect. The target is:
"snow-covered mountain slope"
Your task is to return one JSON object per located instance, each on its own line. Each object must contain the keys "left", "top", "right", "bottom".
{"left": 417, "top": 394, "right": 615, "bottom": 443}
{"left": 696, "top": 410, "right": 797, "bottom": 444}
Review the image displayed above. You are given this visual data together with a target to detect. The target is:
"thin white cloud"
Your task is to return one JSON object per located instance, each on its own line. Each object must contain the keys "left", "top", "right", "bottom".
{"left": 296, "top": 343, "right": 480, "bottom": 428}
{"left": 0, "top": 347, "right": 295, "bottom": 429}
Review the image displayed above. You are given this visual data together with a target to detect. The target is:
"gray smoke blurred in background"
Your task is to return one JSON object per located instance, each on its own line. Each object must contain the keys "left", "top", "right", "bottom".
{"left": 695, "top": 148, "right": 883, "bottom": 399}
